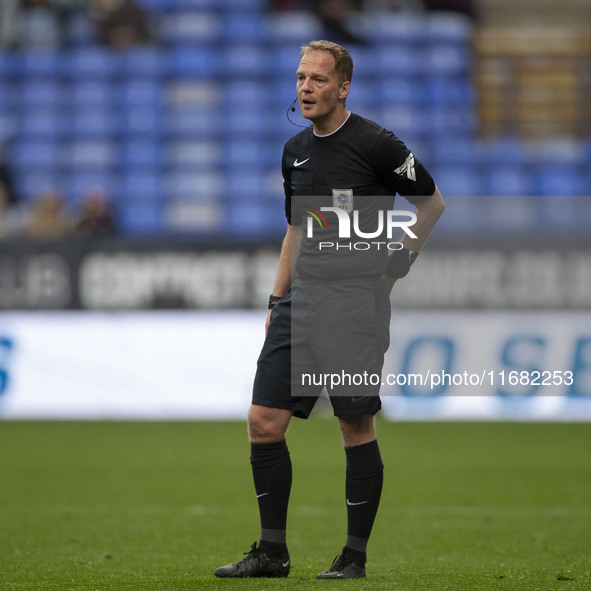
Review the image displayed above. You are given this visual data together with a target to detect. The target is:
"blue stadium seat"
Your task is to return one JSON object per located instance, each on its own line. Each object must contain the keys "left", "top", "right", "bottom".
{"left": 431, "top": 137, "right": 482, "bottom": 167}
{"left": 0, "top": 52, "right": 22, "bottom": 79}
{"left": 120, "top": 140, "right": 163, "bottom": 169}
{"left": 268, "top": 12, "right": 322, "bottom": 45}
{"left": 347, "top": 82, "right": 382, "bottom": 109}
{"left": 137, "top": 0, "right": 173, "bottom": 12}
{"left": 21, "top": 50, "right": 64, "bottom": 79}
{"left": 379, "top": 77, "right": 420, "bottom": 106}
{"left": 119, "top": 79, "right": 162, "bottom": 109}
{"left": 165, "top": 108, "right": 221, "bottom": 138}
{"left": 381, "top": 105, "right": 433, "bottom": 138}
{"left": 530, "top": 138, "right": 586, "bottom": 167}
{"left": 424, "top": 45, "right": 471, "bottom": 75}
{"left": 222, "top": 80, "right": 267, "bottom": 110}
{"left": 485, "top": 166, "right": 534, "bottom": 196}
{"left": 224, "top": 109, "right": 268, "bottom": 137}
{"left": 116, "top": 202, "right": 164, "bottom": 235}
{"left": 225, "top": 168, "right": 265, "bottom": 203}
{"left": 221, "top": 45, "right": 269, "bottom": 78}
{"left": 423, "top": 12, "right": 473, "bottom": 45}
{"left": 431, "top": 166, "right": 486, "bottom": 197}
{"left": 0, "top": 113, "right": 16, "bottom": 141}
{"left": 218, "top": 0, "right": 266, "bottom": 10}
{"left": 18, "top": 111, "right": 65, "bottom": 139}
{"left": 166, "top": 46, "right": 221, "bottom": 79}
{"left": 224, "top": 200, "right": 283, "bottom": 237}
{"left": 66, "top": 48, "right": 120, "bottom": 79}
{"left": 70, "top": 109, "right": 120, "bottom": 138}
{"left": 347, "top": 47, "right": 381, "bottom": 79}
{"left": 70, "top": 80, "right": 115, "bottom": 109}
{"left": 121, "top": 107, "right": 162, "bottom": 137}
{"left": 483, "top": 136, "right": 527, "bottom": 166}
{"left": 376, "top": 45, "right": 424, "bottom": 77}
{"left": 224, "top": 139, "right": 268, "bottom": 168}
{"left": 14, "top": 170, "right": 60, "bottom": 202}
{"left": 272, "top": 79, "right": 298, "bottom": 110}
{"left": 121, "top": 170, "right": 162, "bottom": 202}
{"left": 64, "top": 10, "right": 99, "bottom": 47}
{"left": 121, "top": 48, "right": 164, "bottom": 79}
{"left": 164, "top": 140, "right": 221, "bottom": 167}
{"left": 0, "top": 84, "right": 19, "bottom": 113}
{"left": 536, "top": 167, "right": 587, "bottom": 196}
{"left": 219, "top": 13, "right": 268, "bottom": 43}
{"left": 171, "top": 0, "right": 224, "bottom": 10}
{"left": 431, "top": 105, "right": 476, "bottom": 135}
{"left": 423, "top": 76, "right": 474, "bottom": 106}
{"left": 62, "top": 140, "right": 117, "bottom": 169}
{"left": 165, "top": 169, "right": 224, "bottom": 200}
{"left": 161, "top": 11, "right": 221, "bottom": 44}
{"left": 20, "top": 80, "right": 67, "bottom": 111}
{"left": 368, "top": 12, "right": 424, "bottom": 45}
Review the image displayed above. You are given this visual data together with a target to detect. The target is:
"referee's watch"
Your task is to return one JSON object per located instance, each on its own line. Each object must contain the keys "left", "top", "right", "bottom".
{"left": 386, "top": 247, "right": 418, "bottom": 278}
{"left": 268, "top": 295, "right": 282, "bottom": 309}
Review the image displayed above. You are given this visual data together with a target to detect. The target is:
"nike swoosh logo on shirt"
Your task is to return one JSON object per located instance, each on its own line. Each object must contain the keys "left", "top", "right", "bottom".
{"left": 294, "top": 158, "right": 310, "bottom": 167}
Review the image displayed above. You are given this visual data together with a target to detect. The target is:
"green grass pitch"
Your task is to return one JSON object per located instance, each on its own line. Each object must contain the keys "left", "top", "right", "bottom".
{"left": 0, "top": 419, "right": 590, "bottom": 590}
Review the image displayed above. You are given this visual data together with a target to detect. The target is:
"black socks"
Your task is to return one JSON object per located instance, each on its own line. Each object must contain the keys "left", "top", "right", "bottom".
{"left": 344, "top": 439, "right": 384, "bottom": 564}
{"left": 249, "top": 437, "right": 383, "bottom": 564}
{"left": 250, "top": 440, "right": 292, "bottom": 555}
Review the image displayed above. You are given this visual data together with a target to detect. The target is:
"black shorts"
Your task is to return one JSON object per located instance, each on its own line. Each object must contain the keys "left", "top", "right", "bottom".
{"left": 252, "top": 278, "right": 391, "bottom": 419}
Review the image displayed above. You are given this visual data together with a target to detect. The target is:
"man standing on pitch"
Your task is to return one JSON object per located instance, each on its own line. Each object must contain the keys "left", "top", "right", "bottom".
{"left": 215, "top": 40, "right": 445, "bottom": 580}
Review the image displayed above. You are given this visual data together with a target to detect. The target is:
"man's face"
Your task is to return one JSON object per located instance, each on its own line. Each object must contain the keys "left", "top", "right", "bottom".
{"left": 296, "top": 50, "right": 349, "bottom": 123}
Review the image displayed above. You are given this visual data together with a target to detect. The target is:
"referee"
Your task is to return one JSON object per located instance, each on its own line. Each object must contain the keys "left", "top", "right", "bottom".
{"left": 215, "top": 40, "right": 445, "bottom": 580}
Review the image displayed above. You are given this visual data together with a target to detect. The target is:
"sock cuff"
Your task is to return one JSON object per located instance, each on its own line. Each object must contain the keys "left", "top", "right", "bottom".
{"left": 250, "top": 439, "right": 289, "bottom": 466}
{"left": 345, "top": 439, "right": 383, "bottom": 479}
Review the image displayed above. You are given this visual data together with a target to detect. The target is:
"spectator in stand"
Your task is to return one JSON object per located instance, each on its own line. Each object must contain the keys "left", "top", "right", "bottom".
{"left": 0, "top": 148, "right": 21, "bottom": 239}
{"left": 75, "top": 188, "right": 117, "bottom": 237}
{"left": 24, "top": 190, "right": 74, "bottom": 240}
{"left": 16, "top": 0, "right": 69, "bottom": 50}
{"left": 88, "top": 0, "right": 153, "bottom": 50}
{"left": 421, "top": 0, "right": 476, "bottom": 20}
{"left": 0, "top": 0, "right": 20, "bottom": 48}
{"left": 270, "top": 1, "right": 366, "bottom": 44}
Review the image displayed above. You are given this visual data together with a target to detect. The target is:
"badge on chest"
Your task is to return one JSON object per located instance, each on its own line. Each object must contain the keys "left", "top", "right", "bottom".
{"left": 332, "top": 189, "right": 354, "bottom": 214}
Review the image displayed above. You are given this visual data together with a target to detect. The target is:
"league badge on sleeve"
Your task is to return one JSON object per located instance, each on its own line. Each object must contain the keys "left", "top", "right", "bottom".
{"left": 332, "top": 189, "right": 354, "bottom": 214}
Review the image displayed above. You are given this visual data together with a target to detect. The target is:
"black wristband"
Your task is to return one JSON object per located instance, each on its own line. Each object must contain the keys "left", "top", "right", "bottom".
{"left": 386, "top": 247, "right": 418, "bottom": 278}
{"left": 268, "top": 295, "right": 282, "bottom": 309}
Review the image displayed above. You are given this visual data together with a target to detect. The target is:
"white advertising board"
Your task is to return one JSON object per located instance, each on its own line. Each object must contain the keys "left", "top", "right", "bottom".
{"left": 0, "top": 311, "right": 589, "bottom": 420}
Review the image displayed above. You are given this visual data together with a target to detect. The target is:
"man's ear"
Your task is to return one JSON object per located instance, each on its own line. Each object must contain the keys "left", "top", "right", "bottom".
{"left": 339, "top": 80, "right": 350, "bottom": 100}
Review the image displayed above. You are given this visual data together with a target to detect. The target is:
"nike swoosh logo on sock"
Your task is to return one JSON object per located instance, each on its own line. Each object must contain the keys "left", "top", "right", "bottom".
{"left": 256, "top": 492, "right": 269, "bottom": 499}
{"left": 346, "top": 499, "right": 369, "bottom": 506}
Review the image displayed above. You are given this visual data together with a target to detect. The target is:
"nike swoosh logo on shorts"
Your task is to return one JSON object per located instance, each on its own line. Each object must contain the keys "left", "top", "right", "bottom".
{"left": 294, "top": 158, "right": 309, "bottom": 167}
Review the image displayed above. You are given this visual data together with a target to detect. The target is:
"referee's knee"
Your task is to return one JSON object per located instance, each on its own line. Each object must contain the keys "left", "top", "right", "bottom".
{"left": 247, "top": 404, "right": 291, "bottom": 443}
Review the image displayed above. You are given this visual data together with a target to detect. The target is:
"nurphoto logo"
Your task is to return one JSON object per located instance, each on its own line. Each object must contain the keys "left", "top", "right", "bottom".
{"left": 304, "top": 205, "right": 418, "bottom": 251}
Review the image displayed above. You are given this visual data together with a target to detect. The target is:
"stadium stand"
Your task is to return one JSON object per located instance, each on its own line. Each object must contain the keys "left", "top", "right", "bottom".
{"left": 0, "top": 1, "right": 589, "bottom": 238}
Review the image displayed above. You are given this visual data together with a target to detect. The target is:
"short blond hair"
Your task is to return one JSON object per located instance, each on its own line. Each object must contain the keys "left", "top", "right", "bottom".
{"left": 300, "top": 40, "right": 353, "bottom": 86}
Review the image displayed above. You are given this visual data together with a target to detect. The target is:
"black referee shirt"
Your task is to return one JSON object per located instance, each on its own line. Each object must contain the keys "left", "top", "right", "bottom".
{"left": 282, "top": 113, "right": 436, "bottom": 281}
